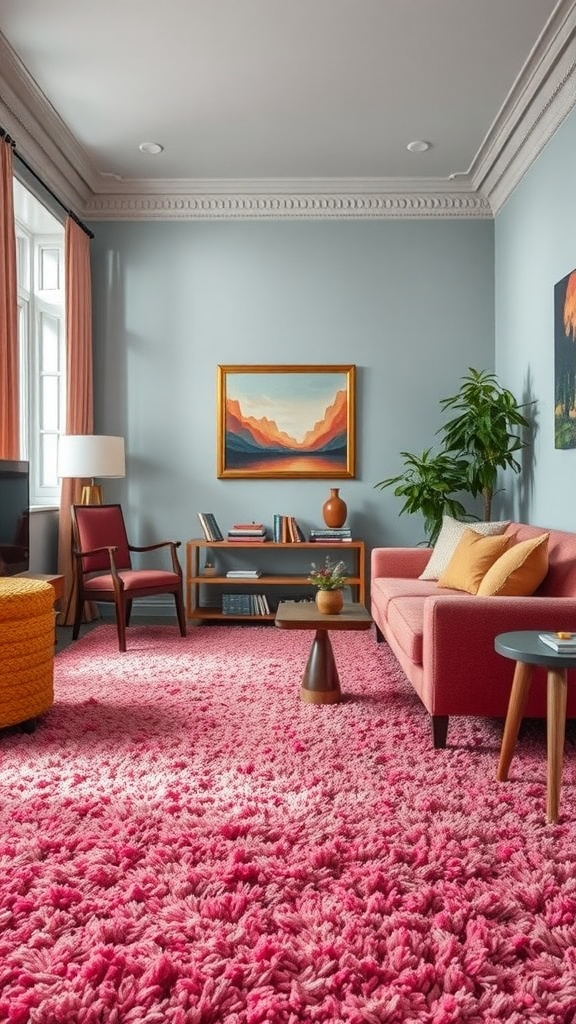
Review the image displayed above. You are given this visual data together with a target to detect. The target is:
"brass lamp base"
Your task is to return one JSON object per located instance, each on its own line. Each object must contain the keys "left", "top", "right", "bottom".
{"left": 80, "top": 483, "right": 103, "bottom": 505}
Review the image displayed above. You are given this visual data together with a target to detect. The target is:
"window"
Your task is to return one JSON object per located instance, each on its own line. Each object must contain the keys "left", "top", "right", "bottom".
{"left": 13, "top": 179, "right": 65, "bottom": 506}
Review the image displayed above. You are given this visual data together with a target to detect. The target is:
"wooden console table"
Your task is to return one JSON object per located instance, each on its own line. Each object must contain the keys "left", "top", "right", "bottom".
{"left": 16, "top": 572, "right": 65, "bottom": 603}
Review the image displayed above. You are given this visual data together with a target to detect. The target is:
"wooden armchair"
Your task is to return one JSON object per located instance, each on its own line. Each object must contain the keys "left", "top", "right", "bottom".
{"left": 71, "top": 503, "right": 186, "bottom": 651}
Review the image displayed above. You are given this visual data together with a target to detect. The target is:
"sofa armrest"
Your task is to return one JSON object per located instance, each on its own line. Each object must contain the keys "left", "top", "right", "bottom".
{"left": 424, "top": 595, "right": 576, "bottom": 661}
{"left": 371, "top": 546, "right": 432, "bottom": 579}
{"left": 421, "top": 594, "right": 576, "bottom": 717}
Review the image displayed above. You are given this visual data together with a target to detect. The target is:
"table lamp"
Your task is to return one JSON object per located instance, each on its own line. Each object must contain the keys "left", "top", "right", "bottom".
{"left": 57, "top": 435, "right": 126, "bottom": 504}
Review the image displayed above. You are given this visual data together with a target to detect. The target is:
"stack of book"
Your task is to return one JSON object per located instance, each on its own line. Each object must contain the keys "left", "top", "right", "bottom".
{"left": 538, "top": 632, "right": 576, "bottom": 653}
{"left": 225, "top": 568, "right": 262, "bottom": 578}
{"left": 198, "top": 512, "right": 225, "bottom": 542}
{"left": 227, "top": 522, "right": 268, "bottom": 542}
{"left": 273, "top": 514, "right": 306, "bottom": 542}
{"left": 309, "top": 527, "right": 352, "bottom": 542}
{"left": 222, "top": 593, "right": 271, "bottom": 615}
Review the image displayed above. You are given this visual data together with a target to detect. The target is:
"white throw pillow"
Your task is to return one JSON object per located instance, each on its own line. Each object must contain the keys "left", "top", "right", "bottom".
{"left": 418, "top": 514, "right": 511, "bottom": 581}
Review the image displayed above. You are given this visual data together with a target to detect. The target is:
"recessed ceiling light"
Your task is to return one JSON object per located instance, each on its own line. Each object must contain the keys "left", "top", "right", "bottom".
{"left": 138, "top": 141, "right": 164, "bottom": 155}
{"left": 406, "top": 140, "right": 431, "bottom": 153}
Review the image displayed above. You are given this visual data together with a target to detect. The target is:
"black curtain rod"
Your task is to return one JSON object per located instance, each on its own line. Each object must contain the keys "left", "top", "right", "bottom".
{"left": 1, "top": 126, "right": 94, "bottom": 240}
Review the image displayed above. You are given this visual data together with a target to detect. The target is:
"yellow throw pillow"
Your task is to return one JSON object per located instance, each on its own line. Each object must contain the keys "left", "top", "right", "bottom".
{"left": 437, "top": 529, "right": 511, "bottom": 595}
{"left": 477, "top": 532, "right": 550, "bottom": 597}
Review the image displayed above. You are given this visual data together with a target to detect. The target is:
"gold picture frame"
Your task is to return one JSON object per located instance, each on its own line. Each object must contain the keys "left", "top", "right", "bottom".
{"left": 217, "top": 364, "right": 356, "bottom": 479}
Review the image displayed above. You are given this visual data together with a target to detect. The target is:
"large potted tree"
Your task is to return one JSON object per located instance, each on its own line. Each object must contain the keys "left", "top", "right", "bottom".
{"left": 376, "top": 368, "right": 532, "bottom": 543}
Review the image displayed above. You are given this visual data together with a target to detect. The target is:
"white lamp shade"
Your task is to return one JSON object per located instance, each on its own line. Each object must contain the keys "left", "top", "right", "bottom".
{"left": 57, "top": 435, "right": 126, "bottom": 479}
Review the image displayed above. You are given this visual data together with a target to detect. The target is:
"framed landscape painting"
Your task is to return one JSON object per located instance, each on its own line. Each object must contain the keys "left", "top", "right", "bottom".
{"left": 217, "top": 364, "right": 356, "bottom": 479}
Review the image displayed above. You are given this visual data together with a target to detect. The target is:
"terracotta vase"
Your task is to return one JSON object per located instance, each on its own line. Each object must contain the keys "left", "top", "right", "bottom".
{"left": 322, "top": 488, "right": 347, "bottom": 528}
{"left": 315, "top": 588, "right": 344, "bottom": 615}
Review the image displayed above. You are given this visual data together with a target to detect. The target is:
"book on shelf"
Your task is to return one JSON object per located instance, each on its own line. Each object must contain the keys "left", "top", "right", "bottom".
{"left": 227, "top": 526, "right": 267, "bottom": 538}
{"left": 273, "top": 513, "right": 306, "bottom": 542}
{"left": 226, "top": 569, "right": 262, "bottom": 578}
{"left": 231, "top": 522, "right": 264, "bottom": 531}
{"left": 222, "top": 592, "right": 268, "bottom": 615}
{"left": 538, "top": 632, "right": 576, "bottom": 653}
{"left": 197, "top": 512, "right": 224, "bottom": 542}
{"left": 309, "top": 528, "right": 350, "bottom": 544}
{"left": 227, "top": 534, "right": 268, "bottom": 543}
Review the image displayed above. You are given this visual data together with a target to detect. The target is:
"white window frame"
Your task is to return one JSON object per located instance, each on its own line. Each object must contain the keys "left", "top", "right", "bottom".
{"left": 15, "top": 216, "right": 66, "bottom": 507}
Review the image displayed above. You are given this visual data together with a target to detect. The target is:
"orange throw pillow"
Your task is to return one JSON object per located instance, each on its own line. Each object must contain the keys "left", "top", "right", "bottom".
{"left": 437, "top": 529, "right": 511, "bottom": 595}
{"left": 477, "top": 532, "right": 550, "bottom": 597}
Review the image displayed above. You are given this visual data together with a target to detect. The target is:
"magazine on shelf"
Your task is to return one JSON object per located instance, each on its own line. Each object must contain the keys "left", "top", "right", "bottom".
{"left": 538, "top": 632, "right": 576, "bottom": 653}
{"left": 226, "top": 569, "right": 262, "bottom": 578}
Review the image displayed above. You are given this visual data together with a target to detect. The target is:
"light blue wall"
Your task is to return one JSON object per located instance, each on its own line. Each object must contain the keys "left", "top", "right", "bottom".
{"left": 495, "top": 105, "right": 576, "bottom": 529}
{"left": 90, "top": 217, "right": 494, "bottom": 554}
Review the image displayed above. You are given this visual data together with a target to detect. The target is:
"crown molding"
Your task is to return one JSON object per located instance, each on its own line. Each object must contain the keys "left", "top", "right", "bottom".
{"left": 471, "top": 0, "right": 576, "bottom": 213}
{"left": 0, "top": 34, "right": 93, "bottom": 212}
{"left": 1, "top": 4, "right": 576, "bottom": 222}
{"left": 83, "top": 184, "right": 492, "bottom": 221}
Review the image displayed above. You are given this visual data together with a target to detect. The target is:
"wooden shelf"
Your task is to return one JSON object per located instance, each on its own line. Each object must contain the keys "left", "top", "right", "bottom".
{"left": 185, "top": 539, "right": 365, "bottom": 623}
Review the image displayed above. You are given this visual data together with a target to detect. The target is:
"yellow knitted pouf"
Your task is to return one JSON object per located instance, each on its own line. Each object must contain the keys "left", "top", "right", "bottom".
{"left": 0, "top": 578, "right": 55, "bottom": 729}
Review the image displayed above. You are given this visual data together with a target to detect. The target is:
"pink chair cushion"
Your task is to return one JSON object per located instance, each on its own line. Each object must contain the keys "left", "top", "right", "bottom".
{"left": 84, "top": 570, "right": 180, "bottom": 593}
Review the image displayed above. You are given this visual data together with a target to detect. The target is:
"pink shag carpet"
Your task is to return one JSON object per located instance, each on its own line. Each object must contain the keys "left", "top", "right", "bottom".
{"left": 1, "top": 625, "right": 576, "bottom": 1024}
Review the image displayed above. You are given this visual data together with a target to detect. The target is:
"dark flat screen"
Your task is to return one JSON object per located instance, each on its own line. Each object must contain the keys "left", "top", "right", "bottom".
{"left": 0, "top": 460, "right": 30, "bottom": 576}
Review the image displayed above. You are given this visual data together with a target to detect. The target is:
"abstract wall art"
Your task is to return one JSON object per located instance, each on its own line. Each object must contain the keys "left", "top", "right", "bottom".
{"left": 555, "top": 268, "right": 576, "bottom": 449}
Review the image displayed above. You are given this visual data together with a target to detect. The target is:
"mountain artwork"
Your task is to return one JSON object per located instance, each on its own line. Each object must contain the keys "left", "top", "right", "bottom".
{"left": 217, "top": 366, "right": 356, "bottom": 478}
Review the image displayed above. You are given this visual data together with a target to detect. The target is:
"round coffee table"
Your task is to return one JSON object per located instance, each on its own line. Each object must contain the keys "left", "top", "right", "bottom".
{"left": 495, "top": 630, "right": 576, "bottom": 823}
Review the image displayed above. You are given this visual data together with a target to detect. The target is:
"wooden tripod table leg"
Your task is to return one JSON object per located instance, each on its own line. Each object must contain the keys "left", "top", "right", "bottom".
{"left": 300, "top": 629, "right": 341, "bottom": 704}
{"left": 497, "top": 660, "right": 533, "bottom": 782}
{"left": 547, "top": 668, "right": 568, "bottom": 824}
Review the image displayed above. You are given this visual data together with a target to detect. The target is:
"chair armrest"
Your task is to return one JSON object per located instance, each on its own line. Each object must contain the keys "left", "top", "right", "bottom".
{"left": 73, "top": 544, "right": 119, "bottom": 559}
{"left": 128, "top": 540, "right": 183, "bottom": 576}
{"left": 73, "top": 544, "right": 122, "bottom": 583}
{"left": 128, "top": 540, "right": 182, "bottom": 553}
{"left": 371, "top": 546, "right": 432, "bottom": 579}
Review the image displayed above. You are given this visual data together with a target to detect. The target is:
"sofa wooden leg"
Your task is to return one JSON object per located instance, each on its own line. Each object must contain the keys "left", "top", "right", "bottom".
{"left": 374, "top": 623, "right": 384, "bottom": 643}
{"left": 431, "top": 715, "right": 448, "bottom": 748}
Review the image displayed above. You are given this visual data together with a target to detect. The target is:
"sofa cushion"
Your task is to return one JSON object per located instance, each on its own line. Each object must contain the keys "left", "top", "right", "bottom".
{"left": 437, "top": 529, "right": 511, "bottom": 594}
{"left": 419, "top": 514, "right": 511, "bottom": 580}
{"left": 477, "top": 532, "right": 550, "bottom": 597}
{"left": 371, "top": 577, "right": 448, "bottom": 619}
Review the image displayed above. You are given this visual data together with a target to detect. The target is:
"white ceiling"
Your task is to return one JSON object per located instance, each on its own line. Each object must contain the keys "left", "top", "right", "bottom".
{"left": 0, "top": 0, "right": 575, "bottom": 220}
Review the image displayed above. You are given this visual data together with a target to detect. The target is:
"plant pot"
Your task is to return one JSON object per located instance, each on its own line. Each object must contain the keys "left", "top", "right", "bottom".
{"left": 315, "top": 589, "right": 344, "bottom": 615}
{"left": 322, "top": 488, "right": 347, "bottom": 528}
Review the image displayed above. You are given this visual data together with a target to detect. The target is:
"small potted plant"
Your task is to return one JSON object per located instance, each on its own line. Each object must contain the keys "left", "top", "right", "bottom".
{"left": 308, "top": 556, "right": 347, "bottom": 614}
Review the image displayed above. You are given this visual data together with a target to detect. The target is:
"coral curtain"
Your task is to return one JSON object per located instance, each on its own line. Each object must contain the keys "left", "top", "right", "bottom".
{"left": 0, "top": 137, "right": 19, "bottom": 459}
{"left": 57, "top": 217, "right": 97, "bottom": 625}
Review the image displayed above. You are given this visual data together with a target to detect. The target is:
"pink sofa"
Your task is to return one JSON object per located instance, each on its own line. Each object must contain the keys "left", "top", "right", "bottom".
{"left": 370, "top": 522, "right": 576, "bottom": 747}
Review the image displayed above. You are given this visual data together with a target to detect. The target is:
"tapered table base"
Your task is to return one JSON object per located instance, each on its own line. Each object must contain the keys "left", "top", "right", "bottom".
{"left": 275, "top": 600, "right": 373, "bottom": 705}
{"left": 300, "top": 629, "right": 341, "bottom": 703}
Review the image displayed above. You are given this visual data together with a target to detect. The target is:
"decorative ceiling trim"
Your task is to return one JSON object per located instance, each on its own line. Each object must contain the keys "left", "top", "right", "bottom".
{"left": 0, "top": 35, "right": 93, "bottom": 211}
{"left": 473, "top": 1, "right": 576, "bottom": 213}
{"left": 1, "top": 4, "right": 575, "bottom": 222}
{"left": 83, "top": 190, "right": 492, "bottom": 221}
